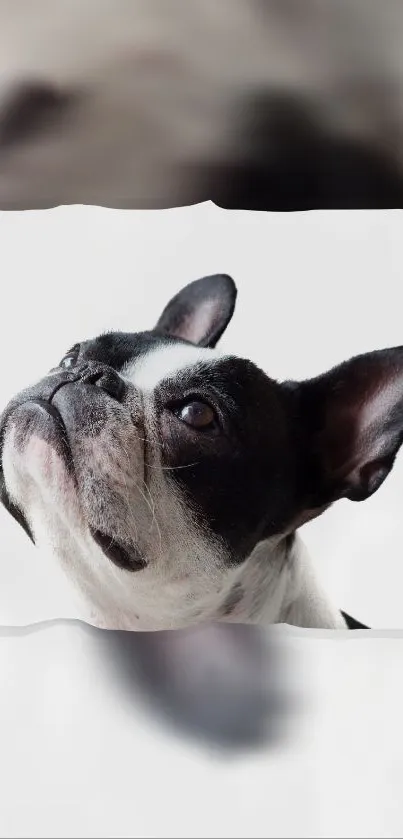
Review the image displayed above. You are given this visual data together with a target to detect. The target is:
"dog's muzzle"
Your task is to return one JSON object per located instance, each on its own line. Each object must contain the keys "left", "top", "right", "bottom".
{"left": 48, "top": 360, "right": 127, "bottom": 407}
{"left": 0, "top": 361, "right": 130, "bottom": 546}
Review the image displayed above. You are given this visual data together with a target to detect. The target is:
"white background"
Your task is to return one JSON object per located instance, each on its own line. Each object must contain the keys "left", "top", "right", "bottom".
{"left": 1, "top": 203, "right": 403, "bottom": 837}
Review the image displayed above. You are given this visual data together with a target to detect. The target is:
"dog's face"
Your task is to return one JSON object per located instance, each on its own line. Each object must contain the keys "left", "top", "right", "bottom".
{"left": 2, "top": 274, "right": 403, "bottom": 629}
{"left": 0, "top": 275, "right": 293, "bottom": 628}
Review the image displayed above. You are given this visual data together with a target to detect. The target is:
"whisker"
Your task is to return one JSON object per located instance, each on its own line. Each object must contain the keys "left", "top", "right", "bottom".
{"left": 140, "top": 476, "right": 163, "bottom": 557}
{"left": 111, "top": 440, "right": 140, "bottom": 545}
{"left": 128, "top": 431, "right": 199, "bottom": 471}
{"left": 143, "top": 461, "right": 199, "bottom": 472}
{"left": 119, "top": 439, "right": 163, "bottom": 558}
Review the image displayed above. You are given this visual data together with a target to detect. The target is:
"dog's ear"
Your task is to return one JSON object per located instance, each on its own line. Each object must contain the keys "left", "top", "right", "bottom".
{"left": 154, "top": 274, "right": 237, "bottom": 347}
{"left": 291, "top": 346, "right": 403, "bottom": 508}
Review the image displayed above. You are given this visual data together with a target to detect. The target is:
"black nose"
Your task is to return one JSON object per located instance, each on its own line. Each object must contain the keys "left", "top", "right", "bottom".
{"left": 80, "top": 366, "right": 126, "bottom": 402}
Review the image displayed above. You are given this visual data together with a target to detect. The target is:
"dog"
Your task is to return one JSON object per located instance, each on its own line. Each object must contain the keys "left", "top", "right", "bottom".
{"left": 3, "top": 272, "right": 401, "bottom": 631}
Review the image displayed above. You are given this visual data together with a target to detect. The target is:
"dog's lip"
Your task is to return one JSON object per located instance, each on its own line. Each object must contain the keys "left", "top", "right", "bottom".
{"left": 0, "top": 401, "right": 59, "bottom": 543}
{"left": 29, "top": 397, "right": 73, "bottom": 459}
{"left": 90, "top": 528, "right": 147, "bottom": 572}
{"left": 30, "top": 398, "right": 66, "bottom": 431}
{"left": 0, "top": 486, "right": 34, "bottom": 542}
{"left": 2, "top": 398, "right": 75, "bottom": 483}
{"left": 0, "top": 397, "right": 69, "bottom": 465}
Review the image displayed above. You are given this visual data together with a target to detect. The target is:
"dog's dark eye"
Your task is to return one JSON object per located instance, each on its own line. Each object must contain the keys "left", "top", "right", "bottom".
{"left": 59, "top": 345, "right": 80, "bottom": 369}
{"left": 177, "top": 400, "right": 218, "bottom": 431}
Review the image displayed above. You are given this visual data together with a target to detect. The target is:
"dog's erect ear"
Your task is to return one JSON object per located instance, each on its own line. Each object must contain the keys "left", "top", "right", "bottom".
{"left": 292, "top": 346, "right": 403, "bottom": 507}
{"left": 154, "top": 274, "right": 237, "bottom": 347}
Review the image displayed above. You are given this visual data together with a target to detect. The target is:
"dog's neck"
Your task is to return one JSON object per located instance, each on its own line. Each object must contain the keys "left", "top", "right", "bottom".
{"left": 45, "top": 518, "right": 346, "bottom": 631}
{"left": 217, "top": 534, "right": 347, "bottom": 630}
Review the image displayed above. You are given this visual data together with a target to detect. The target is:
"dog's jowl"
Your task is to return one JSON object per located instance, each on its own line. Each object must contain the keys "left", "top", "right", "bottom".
{"left": 2, "top": 273, "right": 402, "bottom": 630}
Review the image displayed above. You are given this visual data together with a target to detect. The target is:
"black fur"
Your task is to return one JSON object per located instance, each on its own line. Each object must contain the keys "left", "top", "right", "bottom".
{"left": 155, "top": 274, "right": 237, "bottom": 348}
{"left": 156, "top": 357, "right": 296, "bottom": 562}
{"left": 341, "top": 611, "right": 369, "bottom": 630}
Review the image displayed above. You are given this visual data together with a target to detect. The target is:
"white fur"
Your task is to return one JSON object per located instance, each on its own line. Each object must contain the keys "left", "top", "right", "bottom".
{"left": 2, "top": 418, "right": 225, "bottom": 630}
{"left": 124, "top": 342, "right": 220, "bottom": 392}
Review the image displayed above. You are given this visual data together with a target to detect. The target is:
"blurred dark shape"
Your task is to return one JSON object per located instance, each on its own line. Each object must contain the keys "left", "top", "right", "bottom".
{"left": 213, "top": 94, "right": 403, "bottom": 211}
{"left": 0, "top": 82, "right": 76, "bottom": 149}
{"left": 103, "top": 623, "right": 292, "bottom": 751}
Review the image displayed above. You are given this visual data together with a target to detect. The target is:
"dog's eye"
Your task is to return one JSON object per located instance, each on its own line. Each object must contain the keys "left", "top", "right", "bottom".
{"left": 59, "top": 345, "right": 80, "bottom": 369}
{"left": 177, "top": 400, "right": 217, "bottom": 430}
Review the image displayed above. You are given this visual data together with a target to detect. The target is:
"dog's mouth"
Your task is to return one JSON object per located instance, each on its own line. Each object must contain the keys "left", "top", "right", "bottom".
{"left": 1, "top": 396, "right": 148, "bottom": 572}
{"left": 15, "top": 403, "right": 146, "bottom": 572}
{"left": 0, "top": 482, "right": 34, "bottom": 541}
{"left": 90, "top": 528, "right": 147, "bottom": 572}
{"left": 31, "top": 397, "right": 69, "bottom": 433}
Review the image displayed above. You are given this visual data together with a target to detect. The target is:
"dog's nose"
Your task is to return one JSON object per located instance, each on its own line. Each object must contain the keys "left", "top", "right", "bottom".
{"left": 79, "top": 366, "right": 126, "bottom": 402}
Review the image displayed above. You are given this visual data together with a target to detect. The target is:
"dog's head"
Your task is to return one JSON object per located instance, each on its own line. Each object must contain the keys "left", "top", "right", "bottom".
{"left": 1, "top": 274, "right": 403, "bottom": 629}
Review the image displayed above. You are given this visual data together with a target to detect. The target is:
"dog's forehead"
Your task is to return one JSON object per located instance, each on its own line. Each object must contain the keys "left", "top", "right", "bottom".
{"left": 124, "top": 341, "right": 220, "bottom": 392}
{"left": 83, "top": 330, "right": 223, "bottom": 391}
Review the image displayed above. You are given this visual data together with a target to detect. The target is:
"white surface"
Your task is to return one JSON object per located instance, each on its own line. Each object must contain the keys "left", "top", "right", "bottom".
{"left": 1, "top": 204, "right": 403, "bottom": 837}
{"left": 0, "top": 623, "right": 403, "bottom": 839}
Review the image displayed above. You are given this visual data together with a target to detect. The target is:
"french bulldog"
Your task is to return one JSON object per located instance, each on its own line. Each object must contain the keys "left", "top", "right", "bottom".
{"left": 2, "top": 273, "right": 401, "bottom": 631}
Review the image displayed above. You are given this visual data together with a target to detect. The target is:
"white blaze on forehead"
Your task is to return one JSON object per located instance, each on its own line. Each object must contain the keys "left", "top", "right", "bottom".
{"left": 124, "top": 342, "right": 221, "bottom": 392}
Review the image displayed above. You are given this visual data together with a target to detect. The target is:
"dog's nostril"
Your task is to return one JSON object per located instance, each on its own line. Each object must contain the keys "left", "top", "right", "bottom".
{"left": 86, "top": 370, "right": 125, "bottom": 402}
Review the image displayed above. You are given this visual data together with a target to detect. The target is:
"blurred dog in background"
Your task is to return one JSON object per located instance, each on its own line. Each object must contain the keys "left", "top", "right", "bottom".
{"left": 1, "top": 0, "right": 403, "bottom": 210}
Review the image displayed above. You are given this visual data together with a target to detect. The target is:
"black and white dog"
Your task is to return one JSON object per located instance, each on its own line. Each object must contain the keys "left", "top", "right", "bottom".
{"left": 1, "top": 274, "right": 401, "bottom": 631}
